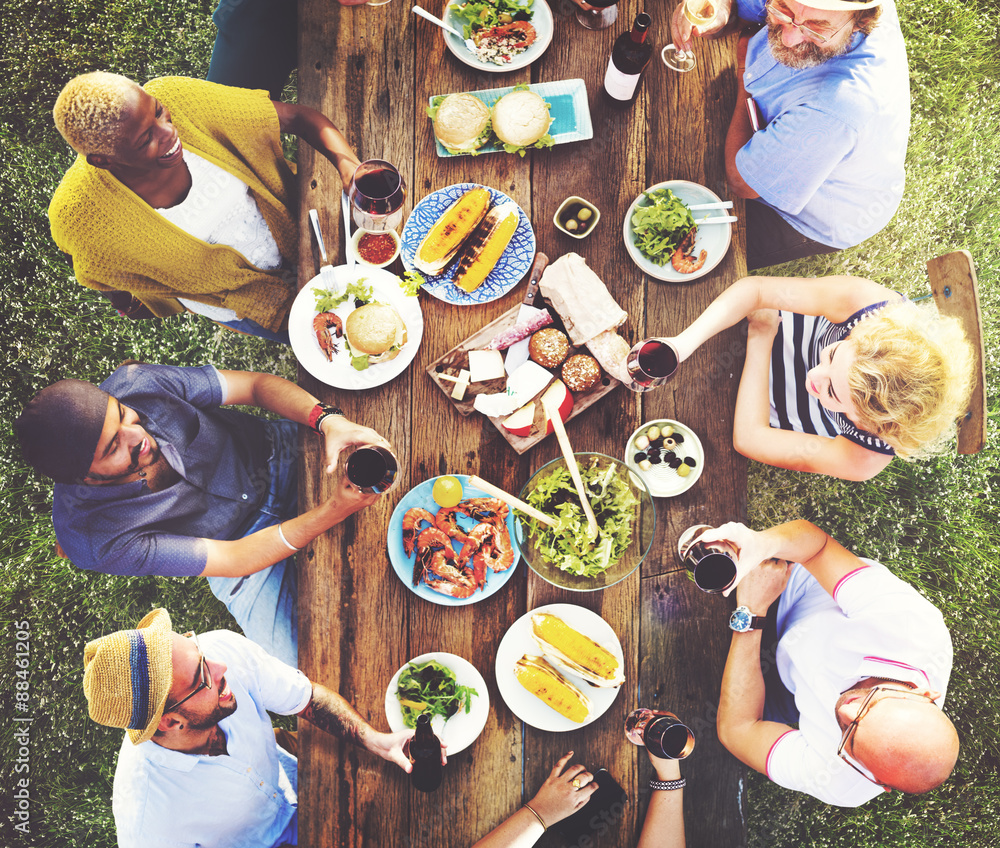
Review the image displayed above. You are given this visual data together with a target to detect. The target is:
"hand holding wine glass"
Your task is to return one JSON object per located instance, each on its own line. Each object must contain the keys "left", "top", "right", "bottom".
{"left": 663, "top": 0, "right": 725, "bottom": 72}
{"left": 670, "top": 0, "right": 731, "bottom": 51}
{"left": 348, "top": 159, "right": 407, "bottom": 232}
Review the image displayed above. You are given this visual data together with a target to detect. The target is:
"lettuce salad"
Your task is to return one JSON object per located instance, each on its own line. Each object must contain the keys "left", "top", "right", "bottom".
{"left": 396, "top": 660, "right": 478, "bottom": 729}
{"left": 524, "top": 457, "right": 640, "bottom": 577}
{"left": 630, "top": 188, "right": 696, "bottom": 266}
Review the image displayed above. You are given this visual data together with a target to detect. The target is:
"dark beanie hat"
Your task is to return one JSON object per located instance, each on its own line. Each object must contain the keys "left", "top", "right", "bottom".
{"left": 15, "top": 379, "right": 110, "bottom": 484}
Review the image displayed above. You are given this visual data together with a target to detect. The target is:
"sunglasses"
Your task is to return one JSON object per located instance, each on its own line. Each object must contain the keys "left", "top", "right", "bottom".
{"left": 836, "top": 684, "right": 935, "bottom": 790}
{"left": 165, "top": 633, "right": 212, "bottom": 713}
{"left": 766, "top": 3, "right": 853, "bottom": 44}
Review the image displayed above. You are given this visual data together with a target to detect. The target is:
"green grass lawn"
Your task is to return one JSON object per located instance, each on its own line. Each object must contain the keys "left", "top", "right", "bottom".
{"left": 1, "top": 1, "right": 998, "bottom": 846}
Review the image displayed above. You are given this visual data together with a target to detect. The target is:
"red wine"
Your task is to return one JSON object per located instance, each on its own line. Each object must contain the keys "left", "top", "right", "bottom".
{"left": 354, "top": 167, "right": 400, "bottom": 199}
{"left": 625, "top": 708, "right": 696, "bottom": 759}
{"left": 638, "top": 340, "right": 678, "bottom": 379}
{"left": 346, "top": 446, "right": 397, "bottom": 492}
{"left": 604, "top": 14, "right": 653, "bottom": 103}
{"left": 407, "top": 714, "right": 443, "bottom": 793}
{"left": 685, "top": 541, "right": 738, "bottom": 593}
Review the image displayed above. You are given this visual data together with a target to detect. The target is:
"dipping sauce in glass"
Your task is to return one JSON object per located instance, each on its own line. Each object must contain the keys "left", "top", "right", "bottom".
{"left": 357, "top": 232, "right": 398, "bottom": 266}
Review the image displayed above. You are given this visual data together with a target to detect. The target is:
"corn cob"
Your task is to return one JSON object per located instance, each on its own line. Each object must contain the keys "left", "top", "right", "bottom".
{"left": 451, "top": 202, "right": 520, "bottom": 293}
{"left": 414, "top": 187, "right": 491, "bottom": 275}
{"left": 514, "top": 655, "right": 591, "bottom": 723}
{"left": 530, "top": 612, "right": 624, "bottom": 688}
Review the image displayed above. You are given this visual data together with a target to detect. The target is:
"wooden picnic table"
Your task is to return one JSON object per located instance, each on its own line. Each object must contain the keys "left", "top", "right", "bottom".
{"left": 294, "top": 1, "right": 748, "bottom": 845}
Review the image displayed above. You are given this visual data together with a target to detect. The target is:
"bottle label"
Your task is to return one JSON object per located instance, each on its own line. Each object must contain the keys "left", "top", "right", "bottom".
{"left": 604, "top": 62, "right": 640, "bottom": 101}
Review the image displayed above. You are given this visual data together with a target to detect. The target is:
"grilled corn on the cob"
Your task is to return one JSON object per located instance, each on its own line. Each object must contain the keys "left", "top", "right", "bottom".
{"left": 414, "top": 187, "right": 491, "bottom": 275}
{"left": 531, "top": 612, "right": 624, "bottom": 689}
{"left": 452, "top": 202, "right": 520, "bottom": 293}
{"left": 514, "top": 655, "right": 591, "bottom": 723}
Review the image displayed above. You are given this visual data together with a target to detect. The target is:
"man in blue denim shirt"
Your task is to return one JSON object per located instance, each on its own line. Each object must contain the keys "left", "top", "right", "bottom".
{"left": 670, "top": 0, "right": 909, "bottom": 269}
{"left": 15, "top": 362, "right": 389, "bottom": 667}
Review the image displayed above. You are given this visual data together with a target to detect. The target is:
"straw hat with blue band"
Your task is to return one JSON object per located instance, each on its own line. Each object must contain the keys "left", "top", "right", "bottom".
{"left": 83, "top": 608, "right": 174, "bottom": 745}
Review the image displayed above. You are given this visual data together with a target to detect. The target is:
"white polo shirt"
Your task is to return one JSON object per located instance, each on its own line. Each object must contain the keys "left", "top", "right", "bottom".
{"left": 112, "top": 630, "right": 312, "bottom": 847}
{"left": 766, "top": 559, "right": 952, "bottom": 807}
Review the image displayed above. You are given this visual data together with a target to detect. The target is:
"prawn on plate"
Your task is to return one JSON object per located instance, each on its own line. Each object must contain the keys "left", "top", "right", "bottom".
{"left": 314, "top": 312, "right": 343, "bottom": 361}
{"left": 671, "top": 227, "right": 707, "bottom": 274}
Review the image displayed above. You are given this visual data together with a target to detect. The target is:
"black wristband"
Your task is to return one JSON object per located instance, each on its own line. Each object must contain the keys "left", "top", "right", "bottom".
{"left": 310, "top": 403, "right": 344, "bottom": 434}
{"left": 650, "top": 778, "right": 686, "bottom": 791}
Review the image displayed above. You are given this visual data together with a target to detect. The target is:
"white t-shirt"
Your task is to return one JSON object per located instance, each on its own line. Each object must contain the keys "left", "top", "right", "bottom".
{"left": 765, "top": 560, "right": 953, "bottom": 807}
{"left": 157, "top": 149, "right": 283, "bottom": 322}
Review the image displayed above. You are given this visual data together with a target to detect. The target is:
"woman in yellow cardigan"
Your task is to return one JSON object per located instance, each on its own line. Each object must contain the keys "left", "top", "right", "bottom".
{"left": 49, "top": 72, "right": 361, "bottom": 340}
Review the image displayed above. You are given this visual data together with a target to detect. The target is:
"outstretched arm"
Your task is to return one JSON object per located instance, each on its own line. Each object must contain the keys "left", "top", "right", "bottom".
{"left": 298, "top": 682, "right": 412, "bottom": 772}
{"left": 272, "top": 101, "right": 361, "bottom": 190}
{"left": 637, "top": 753, "right": 686, "bottom": 848}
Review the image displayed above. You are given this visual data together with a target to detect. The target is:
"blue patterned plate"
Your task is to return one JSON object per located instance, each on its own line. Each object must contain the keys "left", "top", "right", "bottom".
{"left": 401, "top": 183, "right": 535, "bottom": 306}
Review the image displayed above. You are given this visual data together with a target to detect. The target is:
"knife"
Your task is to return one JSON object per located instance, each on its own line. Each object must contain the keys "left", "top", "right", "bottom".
{"left": 504, "top": 252, "right": 549, "bottom": 375}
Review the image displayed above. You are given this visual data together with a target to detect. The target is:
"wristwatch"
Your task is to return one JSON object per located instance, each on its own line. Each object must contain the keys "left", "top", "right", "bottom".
{"left": 729, "top": 605, "right": 766, "bottom": 633}
{"left": 309, "top": 402, "right": 344, "bottom": 433}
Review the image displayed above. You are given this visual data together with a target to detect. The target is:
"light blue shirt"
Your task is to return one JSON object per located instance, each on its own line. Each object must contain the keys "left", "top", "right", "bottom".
{"left": 112, "top": 630, "right": 312, "bottom": 848}
{"left": 735, "top": 0, "right": 910, "bottom": 247}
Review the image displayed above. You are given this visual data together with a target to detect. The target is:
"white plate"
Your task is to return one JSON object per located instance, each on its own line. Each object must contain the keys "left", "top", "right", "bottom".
{"left": 494, "top": 603, "right": 624, "bottom": 732}
{"left": 385, "top": 652, "right": 490, "bottom": 755}
{"left": 444, "top": 0, "right": 554, "bottom": 73}
{"left": 624, "top": 419, "right": 705, "bottom": 498}
{"left": 622, "top": 180, "right": 733, "bottom": 282}
{"left": 288, "top": 266, "right": 424, "bottom": 390}
{"left": 387, "top": 475, "right": 520, "bottom": 606}
{"left": 400, "top": 183, "right": 535, "bottom": 306}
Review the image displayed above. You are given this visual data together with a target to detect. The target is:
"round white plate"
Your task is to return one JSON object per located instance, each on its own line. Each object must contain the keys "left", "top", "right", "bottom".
{"left": 444, "top": 0, "right": 554, "bottom": 73}
{"left": 288, "top": 266, "right": 424, "bottom": 390}
{"left": 622, "top": 180, "right": 732, "bottom": 282}
{"left": 385, "top": 652, "right": 490, "bottom": 755}
{"left": 387, "top": 475, "right": 520, "bottom": 606}
{"left": 494, "top": 603, "right": 624, "bottom": 732}
{"left": 400, "top": 183, "right": 535, "bottom": 306}
{"left": 624, "top": 419, "right": 705, "bottom": 498}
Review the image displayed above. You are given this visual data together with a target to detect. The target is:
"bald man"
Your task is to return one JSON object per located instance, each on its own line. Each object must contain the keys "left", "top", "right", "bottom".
{"left": 697, "top": 520, "right": 957, "bottom": 806}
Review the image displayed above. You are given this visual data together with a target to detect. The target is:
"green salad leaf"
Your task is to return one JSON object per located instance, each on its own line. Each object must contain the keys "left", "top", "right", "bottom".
{"left": 524, "top": 457, "right": 640, "bottom": 577}
{"left": 501, "top": 132, "right": 554, "bottom": 157}
{"left": 400, "top": 268, "right": 426, "bottom": 297}
{"left": 313, "top": 278, "right": 374, "bottom": 313}
{"left": 629, "top": 188, "right": 696, "bottom": 266}
{"left": 396, "top": 659, "right": 479, "bottom": 729}
{"left": 451, "top": 0, "right": 534, "bottom": 39}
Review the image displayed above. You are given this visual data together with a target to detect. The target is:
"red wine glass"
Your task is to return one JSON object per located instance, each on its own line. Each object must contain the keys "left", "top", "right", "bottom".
{"left": 348, "top": 159, "right": 406, "bottom": 232}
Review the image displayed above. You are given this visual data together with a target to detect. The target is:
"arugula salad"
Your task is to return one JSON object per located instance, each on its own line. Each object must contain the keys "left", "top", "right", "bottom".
{"left": 396, "top": 659, "right": 479, "bottom": 729}
{"left": 630, "top": 188, "right": 697, "bottom": 266}
{"left": 524, "top": 457, "right": 640, "bottom": 577}
{"left": 451, "top": 0, "right": 534, "bottom": 40}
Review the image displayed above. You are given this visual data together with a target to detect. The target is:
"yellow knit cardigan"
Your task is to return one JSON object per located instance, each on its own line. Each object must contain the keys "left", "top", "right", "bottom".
{"left": 49, "top": 77, "right": 299, "bottom": 332}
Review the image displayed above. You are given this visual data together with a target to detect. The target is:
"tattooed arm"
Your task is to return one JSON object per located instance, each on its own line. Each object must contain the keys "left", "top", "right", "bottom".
{"left": 297, "top": 683, "right": 413, "bottom": 772}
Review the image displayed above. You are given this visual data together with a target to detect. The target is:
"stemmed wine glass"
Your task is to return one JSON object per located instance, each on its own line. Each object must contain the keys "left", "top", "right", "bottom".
{"left": 662, "top": 0, "right": 719, "bottom": 72}
{"left": 575, "top": 0, "right": 618, "bottom": 31}
{"left": 625, "top": 338, "right": 679, "bottom": 392}
{"left": 348, "top": 159, "right": 406, "bottom": 232}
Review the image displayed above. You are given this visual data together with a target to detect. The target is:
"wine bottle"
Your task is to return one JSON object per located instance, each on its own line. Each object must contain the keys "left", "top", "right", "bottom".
{"left": 407, "top": 714, "right": 443, "bottom": 793}
{"left": 603, "top": 13, "right": 653, "bottom": 104}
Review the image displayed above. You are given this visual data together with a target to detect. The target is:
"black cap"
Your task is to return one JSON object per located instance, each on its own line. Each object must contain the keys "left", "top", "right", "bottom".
{"left": 15, "top": 379, "right": 110, "bottom": 483}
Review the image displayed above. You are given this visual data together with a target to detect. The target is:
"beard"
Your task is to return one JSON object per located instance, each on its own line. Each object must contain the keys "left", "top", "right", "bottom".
{"left": 767, "top": 22, "right": 851, "bottom": 69}
{"left": 181, "top": 677, "right": 238, "bottom": 730}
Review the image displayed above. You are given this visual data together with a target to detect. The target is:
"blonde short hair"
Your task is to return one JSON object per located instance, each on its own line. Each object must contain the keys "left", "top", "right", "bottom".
{"left": 53, "top": 71, "right": 141, "bottom": 156}
{"left": 847, "top": 301, "right": 974, "bottom": 458}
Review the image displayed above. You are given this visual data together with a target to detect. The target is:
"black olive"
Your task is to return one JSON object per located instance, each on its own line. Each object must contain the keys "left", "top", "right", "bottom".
{"left": 668, "top": 457, "right": 682, "bottom": 469}
{"left": 674, "top": 432, "right": 685, "bottom": 444}
{"left": 634, "top": 452, "right": 646, "bottom": 463}
{"left": 684, "top": 457, "right": 697, "bottom": 467}
{"left": 514, "top": 10, "right": 531, "bottom": 20}
{"left": 649, "top": 438, "right": 664, "bottom": 450}
{"left": 648, "top": 453, "right": 662, "bottom": 465}
{"left": 664, "top": 451, "right": 676, "bottom": 462}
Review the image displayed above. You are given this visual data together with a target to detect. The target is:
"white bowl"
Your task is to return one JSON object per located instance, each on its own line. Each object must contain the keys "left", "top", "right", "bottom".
{"left": 351, "top": 228, "right": 401, "bottom": 268}
{"left": 624, "top": 419, "right": 705, "bottom": 498}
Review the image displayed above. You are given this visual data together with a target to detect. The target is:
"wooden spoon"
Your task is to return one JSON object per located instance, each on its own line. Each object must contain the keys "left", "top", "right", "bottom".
{"left": 541, "top": 395, "right": 600, "bottom": 542}
{"left": 468, "top": 475, "right": 558, "bottom": 528}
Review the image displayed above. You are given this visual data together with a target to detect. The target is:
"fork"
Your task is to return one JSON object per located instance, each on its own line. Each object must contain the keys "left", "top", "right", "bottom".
{"left": 412, "top": 5, "right": 478, "bottom": 54}
{"left": 309, "top": 209, "right": 338, "bottom": 290}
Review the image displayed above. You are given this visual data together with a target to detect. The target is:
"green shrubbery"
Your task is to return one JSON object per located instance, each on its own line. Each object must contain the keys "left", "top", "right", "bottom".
{"left": 1, "top": 0, "right": 998, "bottom": 846}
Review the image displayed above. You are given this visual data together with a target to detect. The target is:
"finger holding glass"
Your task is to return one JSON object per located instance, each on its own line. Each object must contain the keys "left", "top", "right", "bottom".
{"left": 663, "top": 0, "right": 722, "bottom": 72}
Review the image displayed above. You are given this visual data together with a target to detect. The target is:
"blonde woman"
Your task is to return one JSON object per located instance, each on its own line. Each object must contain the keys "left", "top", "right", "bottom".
{"left": 668, "top": 275, "right": 974, "bottom": 480}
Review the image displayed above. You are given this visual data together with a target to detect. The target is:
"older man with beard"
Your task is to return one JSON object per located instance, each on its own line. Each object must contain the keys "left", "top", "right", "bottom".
{"left": 671, "top": 0, "right": 909, "bottom": 269}
{"left": 83, "top": 609, "right": 416, "bottom": 848}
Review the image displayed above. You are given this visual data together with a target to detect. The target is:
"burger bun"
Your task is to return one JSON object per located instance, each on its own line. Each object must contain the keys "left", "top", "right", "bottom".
{"left": 432, "top": 94, "right": 492, "bottom": 153}
{"left": 491, "top": 90, "right": 552, "bottom": 148}
{"left": 345, "top": 303, "right": 407, "bottom": 363}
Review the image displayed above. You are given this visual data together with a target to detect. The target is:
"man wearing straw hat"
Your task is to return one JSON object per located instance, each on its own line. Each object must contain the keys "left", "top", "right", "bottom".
{"left": 15, "top": 362, "right": 390, "bottom": 668}
{"left": 701, "top": 520, "right": 958, "bottom": 807}
{"left": 83, "top": 608, "right": 415, "bottom": 847}
{"left": 670, "top": 0, "right": 909, "bottom": 269}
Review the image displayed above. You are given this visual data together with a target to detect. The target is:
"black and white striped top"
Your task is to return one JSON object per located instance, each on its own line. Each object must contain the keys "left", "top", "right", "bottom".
{"left": 769, "top": 303, "right": 895, "bottom": 456}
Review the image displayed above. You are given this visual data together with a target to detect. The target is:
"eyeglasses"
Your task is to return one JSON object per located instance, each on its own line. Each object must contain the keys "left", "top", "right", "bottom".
{"left": 766, "top": 3, "right": 853, "bottom": 44}
{"left": 165, "top": 633, "right": 212, "bottom": 712}
{"left": 836, "top": 684, "right": 934, "bottom": 790}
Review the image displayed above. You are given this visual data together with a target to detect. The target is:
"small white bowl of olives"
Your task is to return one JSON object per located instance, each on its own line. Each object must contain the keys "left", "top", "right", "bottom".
{"left": 554, "top": 196, "right": 601, "bottom": 240}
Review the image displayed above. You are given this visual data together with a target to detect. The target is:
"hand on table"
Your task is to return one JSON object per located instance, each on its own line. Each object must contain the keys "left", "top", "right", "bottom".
{"left": 527, "top": 751, "right": 599, "bottom": 827}
{"left": 670, "top": 0, "right": 732, "bottom": 53}
{"left": 319, "top": 414, "right": 393, "bottom": 476}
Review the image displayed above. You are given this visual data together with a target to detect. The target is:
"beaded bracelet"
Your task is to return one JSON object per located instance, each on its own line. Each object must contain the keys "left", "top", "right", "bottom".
{"left": 277, "top": 523, "right": 301, "bottom": 552}
{"left": 522, "top": 803, "right": 547, "bottom": 832}
{"left": 650, "top": 778, "right": 686, "bottom": 791}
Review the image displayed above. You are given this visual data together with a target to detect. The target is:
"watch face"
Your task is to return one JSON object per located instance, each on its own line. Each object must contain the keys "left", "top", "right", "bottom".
{"left": 730, "top": 608, "right": 752, "bottom": 632}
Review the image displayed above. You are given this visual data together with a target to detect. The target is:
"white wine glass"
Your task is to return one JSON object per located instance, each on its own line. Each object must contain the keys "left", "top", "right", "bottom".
{"left": 662, "top": 0, "right": 719, "bottom": 73}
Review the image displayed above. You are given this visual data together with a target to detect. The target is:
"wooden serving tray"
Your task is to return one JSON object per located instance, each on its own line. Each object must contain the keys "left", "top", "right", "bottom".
{"left": 426, "top": 302, "right": 620, "bottom": 453}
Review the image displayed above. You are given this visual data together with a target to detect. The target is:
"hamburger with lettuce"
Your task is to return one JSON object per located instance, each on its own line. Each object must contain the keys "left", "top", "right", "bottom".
{"left": 428, "top": 93, "right": 492, "bottom": 155}
{"left": 345, "top": 302, "right": 408, "bottom": 369}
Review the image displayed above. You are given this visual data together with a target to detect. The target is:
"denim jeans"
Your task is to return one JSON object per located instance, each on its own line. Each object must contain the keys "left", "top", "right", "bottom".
{"left": 207, "top": 0, "right": 298, "bottom": 100}
{"left": 746, "top": 199, "right": 840, "bottom": 271}
{"left": 208, "top": 420, "right": 299, "bottom": 667}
